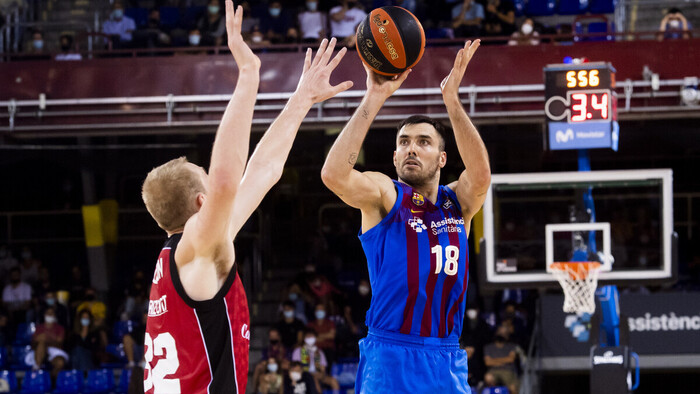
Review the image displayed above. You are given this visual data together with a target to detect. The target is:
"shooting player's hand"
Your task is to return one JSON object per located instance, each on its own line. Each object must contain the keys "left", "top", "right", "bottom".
{"left": 440, "top": 39, "right": 480, "bottom": 101}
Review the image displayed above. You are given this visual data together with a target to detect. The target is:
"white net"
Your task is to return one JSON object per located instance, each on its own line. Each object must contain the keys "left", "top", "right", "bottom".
{"left": 551, "top": 262, "right": 601, "bottom": 315}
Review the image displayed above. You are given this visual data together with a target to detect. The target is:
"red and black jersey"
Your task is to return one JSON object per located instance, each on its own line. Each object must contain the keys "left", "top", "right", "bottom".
{"left": 145, "top": 233, "right": 250, "bottom": 394}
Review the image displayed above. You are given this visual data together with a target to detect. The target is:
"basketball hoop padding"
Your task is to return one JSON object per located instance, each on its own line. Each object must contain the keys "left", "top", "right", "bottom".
{"left": 550, "top": 262, "right": 601, "bottom": 314}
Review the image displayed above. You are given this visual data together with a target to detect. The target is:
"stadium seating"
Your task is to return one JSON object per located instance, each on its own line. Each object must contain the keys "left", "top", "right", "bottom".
{"left": 20, "top": 370, "right": 51, "bottom": 393}
{"left": 0, "top": 370, "right": 18, "bottom": 393}
{"left": 10, "top": 345, "right": 32, "bottom": 370}
{"left": 13, "top": 323, "right": 35, "bottom": 346}
{"left": 331, "top": 358, "right": 359, "bottom": 390}
{"left": 482, "top": 387, "right": 511, "bottom": 394}
{"left": 526, "top": 0, "right": 556, "bottom": 16}
{"left": 112, "top": 320, "right": 135, "bottom": 342}
{"left": 558, "top": 0, "right": 589, "bottom": 15}
{"left": 84, "top": 369, "right": 115, "bottom": 393}
{"left": 102, "top": 343, "right": 128, "bottom": 368}
{"left": 125, "top": 8, "right": 149, "bottom": 28}
{"left": 54, "top": 369, "right": 84, "bottom": 393}
{"left": 182, "top": 6, "right": 206, "bottom": 30}
{"left": 159, "top": 7, "right": 181, "bottom": 29}
{"left": 589, "top": 0, "right": 616, "bottom": 14}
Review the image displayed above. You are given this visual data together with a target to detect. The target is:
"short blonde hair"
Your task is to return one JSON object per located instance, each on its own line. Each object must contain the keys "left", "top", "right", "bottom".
{"left": 142, "top": 157, "right": 205, "bottom": 232}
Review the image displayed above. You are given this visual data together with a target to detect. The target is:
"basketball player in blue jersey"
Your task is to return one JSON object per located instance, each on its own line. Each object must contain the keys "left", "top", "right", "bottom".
{"left": 321, "top": 40, "right": 489, "bottom": 393}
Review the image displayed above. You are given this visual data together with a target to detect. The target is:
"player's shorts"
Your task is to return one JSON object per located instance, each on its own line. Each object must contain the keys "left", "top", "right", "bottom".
{"left": 356, "top": 327, "right": 471, "bottom": 394}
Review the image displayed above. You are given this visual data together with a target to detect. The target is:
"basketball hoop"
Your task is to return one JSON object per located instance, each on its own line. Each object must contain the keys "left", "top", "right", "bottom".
{"left": 550, "top": 262, "right": 602, "bottom": 315}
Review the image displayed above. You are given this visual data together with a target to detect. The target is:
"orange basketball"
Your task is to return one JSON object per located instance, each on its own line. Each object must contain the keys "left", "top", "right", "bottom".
{"left": 355, "top": 6, "right": 426, "bottom": 76}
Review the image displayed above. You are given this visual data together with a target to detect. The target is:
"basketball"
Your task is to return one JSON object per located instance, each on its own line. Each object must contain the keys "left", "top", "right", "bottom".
{"left": 355, "top": 6, "right": 425, "bottom": 76}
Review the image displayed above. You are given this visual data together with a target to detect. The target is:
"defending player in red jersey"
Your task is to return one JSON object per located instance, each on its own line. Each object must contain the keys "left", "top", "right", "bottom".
{"left": 141, "top": 1, "right": 353, "bottom": 392}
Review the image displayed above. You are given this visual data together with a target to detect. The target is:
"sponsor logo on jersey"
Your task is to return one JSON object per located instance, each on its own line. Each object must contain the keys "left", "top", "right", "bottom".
{"left": 408, "top": 217, "right": 427, "bottom": 233}
{"left": 430, "top": 217, "right": 465, "bottom": 235}
{"left": 443, "top": 199, "right": 453, "bottom": 210}
{"left": 412, "top": 192, "right": 425, "bottom": 206}
{"left": 148, "top": 295, "right": 168, "bottom": 317}
{"left": 241, "top": 323, "right": 250, "bottom": 340}
{"left": 153, "top": 257, "right": 164, "bottom": 285}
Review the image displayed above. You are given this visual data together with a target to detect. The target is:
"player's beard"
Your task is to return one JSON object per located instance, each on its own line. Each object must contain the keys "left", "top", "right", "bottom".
{"left": 397, "top": 157, "right": 441, "bottom": 188}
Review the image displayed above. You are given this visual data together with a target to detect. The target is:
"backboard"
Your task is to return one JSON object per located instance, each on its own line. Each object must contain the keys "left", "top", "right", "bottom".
{"left": 481, "top": 169, "right": 675, "bottom": 289}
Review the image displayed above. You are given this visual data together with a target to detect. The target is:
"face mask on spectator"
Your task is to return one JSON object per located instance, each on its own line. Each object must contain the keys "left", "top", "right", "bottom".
{"left": 208, "top": 5, "right": 220, "bottom": 15}
{"left": 283, "top": 310, "right": 294, "bottom": 319}
{"left": 32, "top": 40, "right": 44, "bottom": 50}
{"left": 267, "top": 363, "right": 278, "bottom": 372}
{"left": 306, "top": 1, "right": 318, "bottom": 11}
{"left": 81, "top": 318, "right": 91, "bottom": 327}
{"left": 304, "top": 337, "right": 316, "bottom": 346}
{"left": 45, "top": 315, "right": 57, "bottom": 324}
{"left": 358, "top": 285, "right": 370, "bottom": 296}
{"left": 290, "top": 371, "right": 301, "bottom": 381}
{"left": 315, "top": 310, "right": 326, "bottom": 320}
{"left": 45, "top": 298, "right": 56, "bottom": 306}
{"left": 467, "top": 309, "right": 478, "bottom": 320}
{"left": 289, "top": 292, "right": 298, "bottom": 301}
{"left": 269, "top": 7, "right": 281, "bottom": 17}
{"left": 112, "top": 9, "right": 124, "bottom": 20}
{"left": 521, "top": 23, "right": 533, "bottom": 35}
{"left": 252, "top": 34, "right": 263, "bottom": 43}
{"left": 189, "top": 34, "right": 201, "bottom": 46}
{"left": 669, "top": 19, "right": 681, "bottom": 29}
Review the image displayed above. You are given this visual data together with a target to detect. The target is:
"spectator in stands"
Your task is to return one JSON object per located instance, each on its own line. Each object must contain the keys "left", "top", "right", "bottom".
{"left": 26, "top": 306, "right": 68, "bottom": 378}
{"left": 329, "top": 0, "right": 367, "bottom": 47}
{"left": 133, "top": 8, "right": 172, "bottom": 48}
{"left": 451, "top": 0, "right": 484, "bottom": 38}
{"left": 275, "top": 301, "right": 306, "bottom": 350}
{"left": 197, "top": 0, "right": 227, "bottom": 46}
{"left": 508, "top": 18, "right": 540, "bottom": 46}
{"left": 291, "top": 329, "right": 339, "bottom": 392}
{"left": 298, "top": 0, "right": 327, "bottom": 44}
{"left": 55, "top": 34, "right": 83, "bottom": 61}
{"left": 0, "top": 245, "right": 18, "bottom": 287}
{"left": 67, "top": 309, "right": 101, "bottom": 372}
{"left": 307, "top": 303, "right": 336, "bottom": 363}
{"left": 483, "top": 0, "right": 516, "bottom": 37}
{"left": 28, "top": 30, "right": 45, "bottom": 54}
{"left": 499, "top": 301, "right": 527, "bottom": 346}
{"left": 658, "top": 8, "right": 692, "bottom": 41}
{"left": 307, "top": 273, "right": 339, "bottom": 307}
{"left": 76, "top": 288, "right": 107, "bottom": 329}
{"left": 102, "top": 1, "right": 137, "bottom": 48}
{"left": 2, "top": 267, "right": 32, "bottom": 325}
{"left": 257, "top": 357, "right": 284, "bottom": 394}
{"left": 0, "top": 310, "right": 9, "bottom": 347}
{"left": 253, "top": 328, "right": 288, "bottom": 393}
{"left": 283, "top": 361, "right": 319, "bottom": 394}
{"left": 19, "top": 246, "right": 41, "bottom": 287}
{"left": 483, "top": 324, "right": 520, "bottom": 394}
{"left": 259, "top": 1, "right": 298, "bottom": 44}
{"left": 344, "top": 278, "right": 370, "bottom": 338}
{"left": 460, "top": 304, "right": 491, "bottom": 386}
{"left": 42, "top": 291, "right": 69, "bottom": 329}
{"left": 284, "top": 282, "right": 310, "bottom": 324}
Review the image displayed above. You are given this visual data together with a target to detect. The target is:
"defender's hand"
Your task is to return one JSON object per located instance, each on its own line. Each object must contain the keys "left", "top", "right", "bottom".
{"left": 294, "top": 38, "right": 354, "bottom": 106}
{"left": 364, "top": 63, "right": 411, "bottom": 101}
{"left": 440, "top": 39, "right": 480, "bottom": 100}
{"left": 226, "top": 1, "right": 260, "bottom": 70}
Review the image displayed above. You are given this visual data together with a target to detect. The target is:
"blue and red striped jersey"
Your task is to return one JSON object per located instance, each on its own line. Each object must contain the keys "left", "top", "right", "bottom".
{"left": 359, "top": 180, "right": 469, "bottom": 338}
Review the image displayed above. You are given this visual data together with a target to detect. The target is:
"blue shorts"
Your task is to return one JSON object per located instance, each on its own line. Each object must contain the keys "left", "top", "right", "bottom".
{"left": 356, "top": 328, "right": 471, "bottom": 394}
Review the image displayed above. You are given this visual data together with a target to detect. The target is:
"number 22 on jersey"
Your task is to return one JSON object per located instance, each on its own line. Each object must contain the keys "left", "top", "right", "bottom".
{"left": 431, "top": 245, "right": 459, "bottom": 276}
{"left": 144, "top": 332, "right": 181, "bottom": 393}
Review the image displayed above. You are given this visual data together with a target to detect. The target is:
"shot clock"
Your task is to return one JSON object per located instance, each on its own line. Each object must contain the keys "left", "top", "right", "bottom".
{"left": 544, "top": 62, "right": 619, "bottom": 150}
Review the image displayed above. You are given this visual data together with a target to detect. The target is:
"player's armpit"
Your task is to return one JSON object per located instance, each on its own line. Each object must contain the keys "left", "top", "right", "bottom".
{"left": 449, "top": 169, "right": 490, "bottom": 220}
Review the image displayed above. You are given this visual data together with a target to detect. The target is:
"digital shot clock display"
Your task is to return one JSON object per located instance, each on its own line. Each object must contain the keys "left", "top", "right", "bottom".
{"left": 544, "top": 62, "right": 619, "bottom": 151}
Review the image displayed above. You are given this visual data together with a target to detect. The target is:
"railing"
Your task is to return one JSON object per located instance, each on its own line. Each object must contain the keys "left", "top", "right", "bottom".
{"left": 0, "top": 76, "right": 695, "bottom": 136}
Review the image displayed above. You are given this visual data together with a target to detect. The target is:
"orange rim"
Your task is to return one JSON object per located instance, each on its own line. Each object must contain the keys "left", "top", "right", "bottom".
{"left": 551, "top": 261, "right": 601, "bottom": 280}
